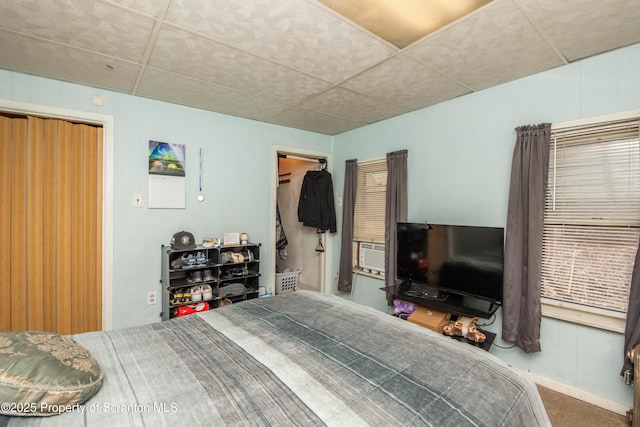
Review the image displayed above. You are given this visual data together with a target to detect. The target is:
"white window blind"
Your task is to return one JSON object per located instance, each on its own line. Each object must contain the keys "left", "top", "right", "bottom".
{"left": 353, "top": 159, "right": 387, "bottom": 244}
{"left": 541, "top": 114, "right": 640, "bottom": 314}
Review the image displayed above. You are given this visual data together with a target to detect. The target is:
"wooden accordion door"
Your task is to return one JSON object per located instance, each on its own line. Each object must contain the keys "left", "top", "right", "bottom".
{"left": 0, "top": 114, "right": 103, "bottom": 334}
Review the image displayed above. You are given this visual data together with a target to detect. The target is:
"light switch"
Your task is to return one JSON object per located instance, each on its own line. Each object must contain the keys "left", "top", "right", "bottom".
{"left": 133, "top": 193, "right": 143, "bottom": 208}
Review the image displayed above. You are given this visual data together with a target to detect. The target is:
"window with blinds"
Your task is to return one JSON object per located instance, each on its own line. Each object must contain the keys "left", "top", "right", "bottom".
{"left": 541, "top": 112, "right": 640, "bottom": 315}
{"left": 353, "top": 159, "right": 387, "bottom": 269}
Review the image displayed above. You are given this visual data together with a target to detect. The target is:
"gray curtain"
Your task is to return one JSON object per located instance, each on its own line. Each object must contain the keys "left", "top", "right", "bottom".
{"left": 384, "top": 150, "right": 408, "bottom": 304}
{"left": 502, "top": 124, "right": 550, "bottom": 353}
{"left": 338, "top": 159, "right": 357, "bottom": 292}
{"left": 621, "top": 246, "right": 640, "bottom": 380}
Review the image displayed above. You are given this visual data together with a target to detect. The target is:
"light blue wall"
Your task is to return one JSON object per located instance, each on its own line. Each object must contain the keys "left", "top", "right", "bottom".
{"left": 2, "top": 41, "right": 639, "bottom": 410}
{"left": 0, "top": 69, "right": 332, "bottom": 329}
{"left": 330, "top": 43, "right": 640, "bottom": 409}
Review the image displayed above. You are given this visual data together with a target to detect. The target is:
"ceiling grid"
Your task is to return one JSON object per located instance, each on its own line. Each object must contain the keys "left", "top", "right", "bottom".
{"left": 0, "top": 0, "right": 638, "bottom": 135}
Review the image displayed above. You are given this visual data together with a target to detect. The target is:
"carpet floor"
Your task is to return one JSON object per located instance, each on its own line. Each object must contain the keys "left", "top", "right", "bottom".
{"left": 537, "top": 385, "right": 630, "bottom": 426}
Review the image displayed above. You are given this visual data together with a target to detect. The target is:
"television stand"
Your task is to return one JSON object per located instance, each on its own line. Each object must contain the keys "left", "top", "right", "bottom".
{"left": 448, "top": 322, "right": 496, "bottom": 351}
{"left": 382, "top": 283, "right": 500, "bottom": 319}
{"left": 397, "top": 280, "right": 448, "bottom": 301}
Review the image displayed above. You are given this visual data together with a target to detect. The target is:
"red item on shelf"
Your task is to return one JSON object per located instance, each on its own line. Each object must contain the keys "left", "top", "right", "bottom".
{"left": 173, "top": 302, "right": 209, "bottom": 317}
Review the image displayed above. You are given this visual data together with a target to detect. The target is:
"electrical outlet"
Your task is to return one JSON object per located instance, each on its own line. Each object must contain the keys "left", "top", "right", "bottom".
{"left": 147, "top": 291, "right": 157, "bottom": 305}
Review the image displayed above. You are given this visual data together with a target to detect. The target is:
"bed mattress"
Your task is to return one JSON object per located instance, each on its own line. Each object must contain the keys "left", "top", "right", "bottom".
{"left": 0, "top": 291, "right": 550, "bottom": 426}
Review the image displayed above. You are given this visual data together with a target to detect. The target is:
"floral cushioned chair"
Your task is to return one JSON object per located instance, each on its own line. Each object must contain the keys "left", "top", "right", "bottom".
{"left": 0, "top": 331, "right": 103, "bottom": 416}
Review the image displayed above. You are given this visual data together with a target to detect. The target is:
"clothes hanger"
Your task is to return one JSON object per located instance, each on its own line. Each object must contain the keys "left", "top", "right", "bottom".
{"left": 316, "top": 229, "right": 325, "bottom": 252}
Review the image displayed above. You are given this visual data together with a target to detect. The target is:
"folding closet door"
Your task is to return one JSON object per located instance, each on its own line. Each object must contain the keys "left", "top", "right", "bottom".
{"left": 0, "top": 114, "right": 102, "bottom": 334}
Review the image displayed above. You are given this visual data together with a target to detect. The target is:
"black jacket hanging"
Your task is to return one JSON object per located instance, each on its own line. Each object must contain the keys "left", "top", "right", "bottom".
{"left": 297, "top": 170, "right": 337, "bottom": 233}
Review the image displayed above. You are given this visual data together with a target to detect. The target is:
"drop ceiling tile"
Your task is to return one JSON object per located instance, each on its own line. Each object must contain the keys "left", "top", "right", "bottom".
{"left": 0, "top": 0, "right": 154, "bottom": 62}
{"left": 0, "top": 30, "right": 140, "bottom": 92}
{"left": 407, "top": 0, "right": 563, "bottom": 91}
{"left": 107, "top": 0, "right": 167, "bottom": 17}
{"left": 164, "top": 0, "right": 397, "bottom": 83}
{"left": 296, "top": 87, "right": 410, "bottom": 124}
{"left": 516, "top": 0, "right": 640, "bottom": 62}
{"left": 137, "top": 68, "right": 290, "bottom": 121}
{"left": 341, "top": 53, "right": 472, "bottom": 109}
{"left": 267, "top": 106, "right": 365, "bottom": 135}
{"left": 149, "top": 25, "right": 332, "bottom": 105}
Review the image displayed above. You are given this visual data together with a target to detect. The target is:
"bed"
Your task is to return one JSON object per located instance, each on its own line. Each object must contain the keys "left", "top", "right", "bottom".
{"left": 0, "top": 291, "right": 550, "bottom": 426}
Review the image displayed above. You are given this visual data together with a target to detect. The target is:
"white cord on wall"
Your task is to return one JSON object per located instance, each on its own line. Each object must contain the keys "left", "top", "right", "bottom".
{"left": 333, "top": 269, "right": 359, "bottom": 301}
{"left": 349, "top": 270, "right": 359, "bottom": 301}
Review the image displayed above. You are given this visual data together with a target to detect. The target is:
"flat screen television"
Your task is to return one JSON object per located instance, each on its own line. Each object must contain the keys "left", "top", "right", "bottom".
{"left": 396, "top": 223, "right": 504, "bottom": 304}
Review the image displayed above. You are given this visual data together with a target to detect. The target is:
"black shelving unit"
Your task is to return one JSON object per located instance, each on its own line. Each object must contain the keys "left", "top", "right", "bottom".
{"left": 160, "top": 243, "right": 261, "bottom": 320}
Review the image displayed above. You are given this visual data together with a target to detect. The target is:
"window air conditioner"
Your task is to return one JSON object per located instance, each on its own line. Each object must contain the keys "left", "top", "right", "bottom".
{"left": 359, "top": 243, "right": 385, "bottom": 274}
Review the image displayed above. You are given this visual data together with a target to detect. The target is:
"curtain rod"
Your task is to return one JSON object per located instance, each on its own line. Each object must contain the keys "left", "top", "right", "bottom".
{"left": 278, "top": 154, "right": 326, "bottom": 164}
{"left": 357, "top": 156, "right": 385, "bottom": 165}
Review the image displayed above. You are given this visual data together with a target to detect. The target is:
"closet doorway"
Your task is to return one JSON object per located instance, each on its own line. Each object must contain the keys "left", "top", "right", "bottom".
{"left": 0, "top": 112, "right": 104, "bottom": 335}
{"left": 275, "top": 149, "right": 332, "bottom": 294}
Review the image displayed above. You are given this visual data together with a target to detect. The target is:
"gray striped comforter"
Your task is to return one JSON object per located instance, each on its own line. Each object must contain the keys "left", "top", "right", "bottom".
{"left": 2, "top": 291, "right": 550, "bottom": 426}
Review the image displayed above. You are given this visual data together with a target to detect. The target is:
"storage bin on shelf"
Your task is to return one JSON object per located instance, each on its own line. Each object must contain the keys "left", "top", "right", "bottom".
{"left": 275, "top": 269, "right": 301, "bottom": 294}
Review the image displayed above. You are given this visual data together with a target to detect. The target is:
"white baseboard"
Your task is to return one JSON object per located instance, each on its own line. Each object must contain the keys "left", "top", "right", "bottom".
{"left": 528, "top": 372, "right": 631, "bottom": 417}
